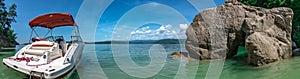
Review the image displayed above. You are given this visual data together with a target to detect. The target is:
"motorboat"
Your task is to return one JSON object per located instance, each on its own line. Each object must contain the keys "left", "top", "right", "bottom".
{"left": 2, "top": 12, "right": 84, "bottom": 79}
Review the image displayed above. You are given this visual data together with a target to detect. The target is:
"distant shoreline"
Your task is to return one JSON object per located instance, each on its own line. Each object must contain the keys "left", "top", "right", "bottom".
{"left": 85, "top": 39, "right": 186, "bottom": 44}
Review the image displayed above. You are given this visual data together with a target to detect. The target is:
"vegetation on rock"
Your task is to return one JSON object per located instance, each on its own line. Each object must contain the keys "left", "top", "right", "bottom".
{"left": 240, "top": 0, "right": 300, "bottom": 46}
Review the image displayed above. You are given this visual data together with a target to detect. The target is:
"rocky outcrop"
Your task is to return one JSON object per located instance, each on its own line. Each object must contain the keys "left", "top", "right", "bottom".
{"left": 185, "top": 1, "right": 293, "bottom": 66}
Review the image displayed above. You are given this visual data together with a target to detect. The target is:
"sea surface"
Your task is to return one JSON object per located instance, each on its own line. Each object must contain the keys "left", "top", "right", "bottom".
{"left": 1, "top": 44, "right": 300, "bottom": 79}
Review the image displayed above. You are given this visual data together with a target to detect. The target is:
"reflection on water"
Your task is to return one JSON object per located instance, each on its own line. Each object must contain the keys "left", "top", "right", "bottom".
{"left": 1, "top": 44, "right": 300, "bottom": 79}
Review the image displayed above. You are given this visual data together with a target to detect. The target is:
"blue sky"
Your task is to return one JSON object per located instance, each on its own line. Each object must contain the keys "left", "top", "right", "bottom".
{"left": 6, "top": 0, "right": 225, "bottom": 43}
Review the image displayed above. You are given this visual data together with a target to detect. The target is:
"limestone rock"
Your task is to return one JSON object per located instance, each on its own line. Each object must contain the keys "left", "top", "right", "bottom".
{"left": 185, "top": 1, "right": 293, "bottom": 66}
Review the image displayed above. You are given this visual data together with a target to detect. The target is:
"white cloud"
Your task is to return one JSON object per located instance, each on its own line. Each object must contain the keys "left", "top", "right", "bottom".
{"left": 176, "top": 24, "right": 189, "bottom": 39}
{"left": 180, "top": 24, "right": 188, "bottom": 30}
{"left": 130, "top": 24, "right": 189, "bottom": 40}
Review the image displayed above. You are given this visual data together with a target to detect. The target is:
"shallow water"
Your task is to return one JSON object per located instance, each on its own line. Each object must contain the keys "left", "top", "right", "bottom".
{"left": 0, "top": 44, "right": 300, "bottom": 79}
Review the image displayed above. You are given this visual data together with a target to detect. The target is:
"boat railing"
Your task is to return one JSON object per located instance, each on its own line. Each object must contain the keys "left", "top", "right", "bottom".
{"left": 63, "top": 43, "right": 78, "bottom": 64}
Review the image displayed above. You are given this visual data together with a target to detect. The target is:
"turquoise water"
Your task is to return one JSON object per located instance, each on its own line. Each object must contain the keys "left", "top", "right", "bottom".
{"left": 1, "top": 44, "right": 300, "bottom": 79}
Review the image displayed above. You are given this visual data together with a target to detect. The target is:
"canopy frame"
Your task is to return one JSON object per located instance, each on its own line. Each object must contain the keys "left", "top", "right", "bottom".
{"left": 28, "top": 13, "right": 82, "bottom": 43}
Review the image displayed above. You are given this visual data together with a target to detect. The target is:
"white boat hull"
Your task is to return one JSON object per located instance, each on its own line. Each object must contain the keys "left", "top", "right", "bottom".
{"left": 2, "top": 42, "right": 84, "bottom": 79}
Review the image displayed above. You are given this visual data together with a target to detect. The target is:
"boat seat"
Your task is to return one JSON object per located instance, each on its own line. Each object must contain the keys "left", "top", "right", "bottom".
{"left": 31, "top": 41, "right": 54, "bottom": 47}
{"left": 31, "top": 47, "right": 52, "bottom": 50}
{"left": 24, "top": 49, "right": 46, "bottom": 56}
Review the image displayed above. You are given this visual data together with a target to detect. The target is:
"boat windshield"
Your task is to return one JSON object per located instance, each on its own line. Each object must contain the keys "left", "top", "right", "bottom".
{"left": 45, "top": 36, "right": 65, "bottom": 42}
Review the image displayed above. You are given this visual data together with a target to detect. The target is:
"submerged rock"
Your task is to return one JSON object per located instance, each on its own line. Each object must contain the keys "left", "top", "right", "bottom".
{"left": 292, "top": 41, "right": 297, "bottom": 49}
{"left": 170, "top": 52, "right": 189, "bottom": 58}
{"left": 185, "top": 0, "right": 293, "bottom": 66}
{"left": 170, "top": 51, "right": 194, "bottom": 61}
{"left": 292, "top": 48, "right": 300, "bottom": 56}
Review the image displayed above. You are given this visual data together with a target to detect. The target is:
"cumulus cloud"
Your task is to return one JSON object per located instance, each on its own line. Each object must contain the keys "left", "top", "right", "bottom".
{"left": 176, "top": 24, "right": 188, "bottom": 39}
{"left": 180, "top": 24, "right": 188, "bottom": 30}
{"left": 130, "top": 24, "right": 189, "bottom": 40}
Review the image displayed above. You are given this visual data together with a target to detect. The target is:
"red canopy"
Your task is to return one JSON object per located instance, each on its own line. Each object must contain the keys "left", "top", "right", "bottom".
{"left": 29, "top": 12, "right": 76, "bottom": 29}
